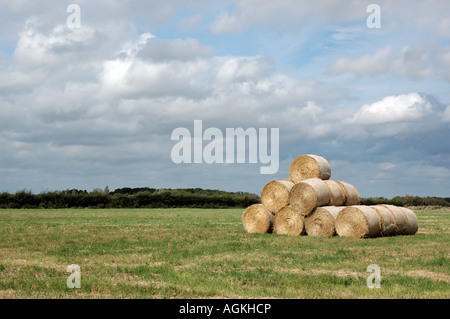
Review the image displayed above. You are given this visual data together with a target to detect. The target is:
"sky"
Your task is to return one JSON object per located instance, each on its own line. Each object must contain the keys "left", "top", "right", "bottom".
{"left": 0, "top": 0, "right": 449, "bottom": 198}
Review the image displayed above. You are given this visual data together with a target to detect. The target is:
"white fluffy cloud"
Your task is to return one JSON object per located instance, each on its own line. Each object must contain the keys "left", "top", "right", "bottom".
{"left": 14, "top": 21, "right": 95, "bottom": 68}
{"left": 349, "top": 93, "right": 432, "bottom": 124}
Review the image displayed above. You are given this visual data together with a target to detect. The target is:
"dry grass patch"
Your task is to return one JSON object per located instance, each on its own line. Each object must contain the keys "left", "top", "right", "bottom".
{"left": 404, "top": 270, "right": 450, "bottom": 283}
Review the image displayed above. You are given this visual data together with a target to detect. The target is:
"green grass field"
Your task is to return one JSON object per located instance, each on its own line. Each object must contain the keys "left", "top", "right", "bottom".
{"left": 0, "top": 208, "right": 448, "bottom": 299}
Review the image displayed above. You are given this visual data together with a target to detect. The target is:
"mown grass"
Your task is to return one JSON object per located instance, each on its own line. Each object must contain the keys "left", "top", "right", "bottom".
{"left": 0, "top": 208, "right": 448, "bottom": 299}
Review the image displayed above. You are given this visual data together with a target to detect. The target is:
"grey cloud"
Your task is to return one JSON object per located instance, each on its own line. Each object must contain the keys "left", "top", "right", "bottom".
{"left": 329, "top": 44, "right": 450, "bottom": 81}
{"left": 329, "top": 46, "right": 392, "bottom": 77}
{"left": 136, "top": 37, "right": 214, "bottom": 62}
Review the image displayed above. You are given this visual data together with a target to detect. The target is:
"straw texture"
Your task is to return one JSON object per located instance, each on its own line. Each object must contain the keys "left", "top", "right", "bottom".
{"left": 400, "top": 207, "right": 419, "bottom": 235}
{"left": 324, "top": 180, "right": 346, "bottom": 206}
{"left": 289, "top": 154, "right": 331, "bottom": 183}
{"left": 336, "top": 181, "right": 360, "bottom": 206}
{"left": 242, "top": 204, "right": 274, "bottom": 234}
{"left": 260, "top": 180, "right": 294, "bottom": 214}
{"left": 335, "top": 206, "right": 381, "bottom": 238}
{"left": 371, "top": 205, "right": 396, "bottom": 236}
{"left": 381, "top": 204, "right": 407, "bottom": 235}
{"left": 305, "top": 206, "right": 345, "bottom": 237}
{"left": 289, "top": 178, "right": 330, "bottom": 216}
{"left": 273, "top": 206, "right": 305, "bottom": 236}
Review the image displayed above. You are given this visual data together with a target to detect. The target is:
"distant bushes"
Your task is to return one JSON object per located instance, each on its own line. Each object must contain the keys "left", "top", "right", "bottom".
{"left": 0, "top": 188, "right": 448, "bottom": 209}
{"left": 0, "top": 188, "right": 261, "bottom": 209}
{"left": 359, "top": 195, "right": 450, "bottom": 207}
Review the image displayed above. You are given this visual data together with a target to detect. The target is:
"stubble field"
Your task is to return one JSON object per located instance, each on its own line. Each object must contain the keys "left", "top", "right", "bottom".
{"left": 0, "top": 208, "right": 448, "bottom": 299}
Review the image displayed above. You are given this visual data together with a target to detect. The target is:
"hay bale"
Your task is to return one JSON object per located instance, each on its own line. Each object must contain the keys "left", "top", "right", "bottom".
{"left": 305, "top": 206, "right": 345, "bottom": 237}
{"left": 289, "top": 154, "right": 331, "bottom": 183}
{"left": 335, "top": 206, "right": 381, "bottom": 238}
{"left": 242, "top": 204, "right": 273, "bottom": 234}
{"left": 260, "top": 180, "right": 294, "bottom": 214}
{"left": 400, "top": 207, "right": 419, "bottom": 235}
{"left": 380, "top": 205, "right": 407, "bottom": 235}
{"left": 273, "top": 206, "right": 305, "bottom": 236}
{"left": 335, "top": 181, "right": 360, "bottom": 205}
{"left": 324, "top": 180, "right": 346, "bottom": 206}
{"left": 288, "top": 178, "right": 330, "bottom": 216}
{"left": 371, "top": 205, "right": 396, "bottom": 236}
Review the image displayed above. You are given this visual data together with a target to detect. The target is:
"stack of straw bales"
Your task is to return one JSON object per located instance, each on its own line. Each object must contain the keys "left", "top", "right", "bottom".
{"left": 242, "top": 154, "right": 419, "bottom": 238}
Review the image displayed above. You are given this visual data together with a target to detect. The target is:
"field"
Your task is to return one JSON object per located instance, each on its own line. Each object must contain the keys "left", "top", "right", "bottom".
{"left": 0, "top": 208, "right": 449, "bottom": 299}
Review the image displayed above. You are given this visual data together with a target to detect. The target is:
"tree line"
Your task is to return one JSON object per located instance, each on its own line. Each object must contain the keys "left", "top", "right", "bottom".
{"left": 359, "top": 195, "right": 450, "bottom": 207}
{"left": 0, "top": 188, "right": 448, "bottom": 209}
{"left": 0, "top": 188, "right": 261, "bottom": 209}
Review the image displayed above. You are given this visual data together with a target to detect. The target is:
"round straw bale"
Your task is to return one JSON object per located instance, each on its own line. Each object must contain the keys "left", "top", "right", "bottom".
{"left": 273, "top": 206, "right": 305, "bottom": 236}
{"left": 335, "top": 181, "right": 360, "bottom": 205}
{"left": 324, "top": 180, "right": 346, "bottom": 206}
{"left": 288, "top": 178, "right": 330, "bottom": 216}
{"left": 260, "top": 180, "right": 294, "bottom": 214}
{"left": 242, "top": 204, "right": 273, "bottom": 234}
{"left": 380, "top": 205, "right": 407, "bottom": 235}
{"left": 335, "top": 206, "right": 381, "bottom": 238}
{"left": 400, "top": 207, "right": 419, "bottom": 235}
{"left": 289, "top": 154, "right": 331, "bottom": 183}
{"left": 305, "top": 206, "right": 345, "bottom": 237}
{"left": 371, "top": 205, "right": 396, "bottom": 236}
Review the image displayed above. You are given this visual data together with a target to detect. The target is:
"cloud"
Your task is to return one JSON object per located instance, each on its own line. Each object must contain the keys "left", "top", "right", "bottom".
{"left": 136, "top": 36, "right": 214, "bottom": 62}
{"left": 210, "top": 11, "right": 241, "bottom": 34}
{"left": 13, "top": 20, "right": 93, "bottom": 68}
{"left": 443, "top": 105, "right": 450, "bottom": 122}
{"left": 178, "top": 14, "right": 203, "bottom": 31}
{"left": 329, "top": 46, "right": 392, "bottom": 76}
{"left": 214, "top": 55, "right": 275, "bottom": 84}
{"left": 329, "top": 44, "right": 450, "bottom": 81}
{"left": 391, "top": 45, "right": 436, "bottom": 79}
{"left": 378, "top": 162, "right": 397, "bottom": 170}
{"left": 348, "top": 93, "right": 432, "bottom": 125}
{"left": 439, "top": 47, "right": 450, "bottom": 81}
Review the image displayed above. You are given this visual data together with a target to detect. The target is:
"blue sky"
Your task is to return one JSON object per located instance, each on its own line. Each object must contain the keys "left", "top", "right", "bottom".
{"left": 0, "top": 0, "right": 449, "bottom": 198}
